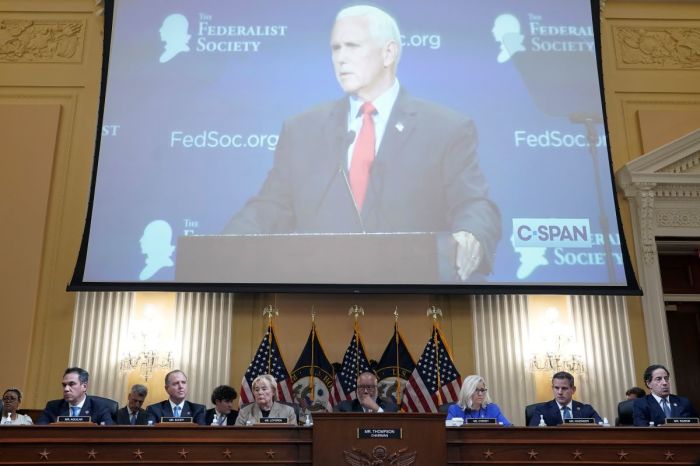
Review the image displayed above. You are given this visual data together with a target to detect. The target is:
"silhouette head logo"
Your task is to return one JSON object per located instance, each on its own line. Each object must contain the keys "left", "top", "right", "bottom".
{"left": 139, "top": 220, "right": 175, "bottom": 280}
{"left": 511, "top": 233, "right": 548, "bottom": 280}
{"left": 492, "top": 14, "right": 526, "bottom": 63}
{"left": 159, "top": 14, "right": 191, "bottom": 63}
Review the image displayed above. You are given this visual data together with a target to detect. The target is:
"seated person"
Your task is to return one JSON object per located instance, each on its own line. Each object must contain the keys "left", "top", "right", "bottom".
{"left": 334, "top": 372, "right": 399, "bottom": 413}
{"left": 145, "top": 369, "right": 206, "bottom": 425}
{"left": 1, "top": 388, "right": 33, "bottom": 425}
{"left": 446, "top": 375, "right": 512, "bottom": 425}
{"left": 633, "top": 364, "right": 698, "bottom": 426}
{"left": 625, "top": 386, "right": 646, "bottom": 399}
{"left": 116, "top": 384, "right": 148, "bottom": 425}
{"left": 205, "top": 385, "right": 239, "bottom": 426}
{"left": 235, "top": 374, "right": 296, "bottom": 425}
{"left": 36, "top": 367, "right": 114, "bottom": 425}
{"left": 528, "top": 371, "right": 601, "bottom": 426}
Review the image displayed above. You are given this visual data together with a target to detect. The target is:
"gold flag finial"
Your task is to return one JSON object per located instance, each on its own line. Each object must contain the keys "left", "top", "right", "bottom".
{"left": 311, "top": 305, "right": 316, "bottom": 322}
{"left": 393, "top": 306, "right": 399, "bottom": 322}
{"left": 426, "top": 305, "right": 442, "bottom": 321}
{"left": 262, "top": 304, "right": 279, "bottom": 321}
{"left": 348, "top": 304, "right": 365, "bottom": 321}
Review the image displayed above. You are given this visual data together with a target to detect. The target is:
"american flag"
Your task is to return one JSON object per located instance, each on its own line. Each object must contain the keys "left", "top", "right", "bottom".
{"left": 403, "top": 324, "right": 461, "bottom": 413}
{"left": 330, "top": 329, "right": 372, "bottom": 406}
{"left": 240, "top": 324, "right": 294, "bottom": 404}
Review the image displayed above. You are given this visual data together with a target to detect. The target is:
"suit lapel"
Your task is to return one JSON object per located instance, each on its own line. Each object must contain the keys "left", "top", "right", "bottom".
{"left": 376, "top": 90, "right": 416, "bottom": 166}
{"left": 163, "top": 400, "right": 174, "bottom": 417}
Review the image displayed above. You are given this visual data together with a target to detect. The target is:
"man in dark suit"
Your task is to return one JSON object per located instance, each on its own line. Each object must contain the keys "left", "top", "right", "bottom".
{"left": 528, "top": 371, "right": 602, "bottom": 426}
{"left": 116, "top": 384, "right": 149, "bottom": 425}
{"left": 334, "top": 372, "right": 398, "bottom": 413}
{"left": 223, "top": 5, "right": 500, "bottom": 282}
{"left": 205, "top": 385, "right": 239, "bottom": 426}
{"left": 36, "top": 367, "right": 114, "bottom": 425}
{"left": 145, "top": 369, "right": 206, "bottom": 425}
{"left": 633, "top": 364, "right": 698, "bottom": 426}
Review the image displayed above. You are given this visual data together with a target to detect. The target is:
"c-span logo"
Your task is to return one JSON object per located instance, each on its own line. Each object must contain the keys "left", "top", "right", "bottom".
{"left": 513, "top": 218, "right": 592, "bottom": 248}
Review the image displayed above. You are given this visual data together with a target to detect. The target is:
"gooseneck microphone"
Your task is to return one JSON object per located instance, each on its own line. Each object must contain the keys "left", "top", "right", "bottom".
{"left": 314, "top": 130, "right": 356, "bottom": 215}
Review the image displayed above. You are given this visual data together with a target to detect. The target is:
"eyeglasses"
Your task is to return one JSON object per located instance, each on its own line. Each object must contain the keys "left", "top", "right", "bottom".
{"left": 475, "top": 388, "right": 488, "bottom": 394}
{"left": 357, "top": 384, "right": 377, "bottom": 391}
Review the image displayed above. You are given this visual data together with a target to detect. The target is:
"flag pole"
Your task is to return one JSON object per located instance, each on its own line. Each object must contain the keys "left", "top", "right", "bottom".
{"left": 393, "top": 307, "right": 402, "bottom": 405}
{"left": 427, "top": 305, "right": 443, "bottom": 406}
{"left": 348, "top": 305, "right": 365, "bottom": 379}
{"left": 310, "top": 306, "right": 316, "bottom": 401}
{"left": 262, "top": 305, "right": 278, "bottom": 374}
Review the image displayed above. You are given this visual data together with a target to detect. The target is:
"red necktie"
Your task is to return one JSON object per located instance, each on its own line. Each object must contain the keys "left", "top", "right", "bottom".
{"left": 349, "top": 102, "right": 376, "bottom": 211}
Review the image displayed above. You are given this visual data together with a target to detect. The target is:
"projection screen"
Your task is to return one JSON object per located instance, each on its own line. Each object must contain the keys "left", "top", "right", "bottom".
{"left": 69, "top": 0, "right": 641, "bottom": 294}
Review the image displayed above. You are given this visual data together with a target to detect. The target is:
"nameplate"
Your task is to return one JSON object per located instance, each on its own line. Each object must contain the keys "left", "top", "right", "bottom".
{"left": 563, "top": 418, "right": 595, "bottom": 424}
{"left": 465, "top": 418, "right": 497, "bottom": 425}
{"left": 258, "top": 417, "right": 286, "bottom": 424}
{"left": 57, "top": 416, "right": 92, "bottom": 423}
{"left": 665, "top": 417, "right": 700, "bottom": 425}
{"left": 160, "top": 416, "right": 193, "bottom": 423}
{"left": 357, "top": 428, "right": 402, "bottom": 439}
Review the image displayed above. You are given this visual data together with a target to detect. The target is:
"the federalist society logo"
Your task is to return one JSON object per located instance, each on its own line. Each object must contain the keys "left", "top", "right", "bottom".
{"left": 158, "top": 12, "right": 287, "bottom": 63}
{"left": 492, "top": 12, "right": 595, "bottom": 63}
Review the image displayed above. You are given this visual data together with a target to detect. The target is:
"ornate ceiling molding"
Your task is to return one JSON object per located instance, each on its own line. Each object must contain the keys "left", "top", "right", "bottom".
{"left": 614, "top": 26, "right": 700, "bottom": 69}
{"left": 0, "top": 19, "right": 85, "bottom": 63}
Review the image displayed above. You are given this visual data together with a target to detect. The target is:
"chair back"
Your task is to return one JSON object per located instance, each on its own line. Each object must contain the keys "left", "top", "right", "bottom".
{"left": 438, "top": 403, "right": 453, "bottom": 413}
{"left": 525, "top": 402, "right": 543, "bottom": 426}
{"left": 617, "top": 399, "right": 635, "bottom": 426}
{"left": 91, "top": 396, "right": 119, "bottom": 422}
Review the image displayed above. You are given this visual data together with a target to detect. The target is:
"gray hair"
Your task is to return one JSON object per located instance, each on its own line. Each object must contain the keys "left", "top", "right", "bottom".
{"left": 252, "top": 374, "right": 278, "bottom": 401}
{"left": 335, "top": 5, "right": 402, "bottom": 64}
{"left": 130, "top": 384, "right": 148, "bottom": 397}
{"left": 457, "top": 375, "right": 491, "bottom": 410}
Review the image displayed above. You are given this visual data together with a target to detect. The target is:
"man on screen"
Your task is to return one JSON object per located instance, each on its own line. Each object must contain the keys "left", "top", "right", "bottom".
{"left": 223, "top": 5, "right": 500, "bottom": 281}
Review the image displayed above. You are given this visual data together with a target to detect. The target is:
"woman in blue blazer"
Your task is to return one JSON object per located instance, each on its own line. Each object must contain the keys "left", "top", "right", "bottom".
{"left": 446, "top": 374, "right": 512, "bottom": 426}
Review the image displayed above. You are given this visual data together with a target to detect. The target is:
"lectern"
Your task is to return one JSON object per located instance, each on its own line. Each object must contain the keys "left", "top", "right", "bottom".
{"left": 311, "top": 413, "right": 445, "bottom": 466}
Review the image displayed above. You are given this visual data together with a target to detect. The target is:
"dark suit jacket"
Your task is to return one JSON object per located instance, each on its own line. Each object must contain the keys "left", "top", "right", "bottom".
{"left": 145, "top": 400, "right": 206, "bottom": 425}
{"left": 333, "top": 397, "right": 399, "bottom": 413}
{"left": 115, "top": 406, "right": 149, "bottom": 425}
{"left": 528, "top": 399, "right": 602, "bottom": 426}
{"left": 205, "top": 408, "right": 239, "bottom": 426}
{"left": 633, "top": 394, "right": 697, "bottom": 426}
{"left": 224, "top": 89, "right": 501, "bottom": 276}
{"left": 36, "top": 396, "right": 115, "bottom": 425}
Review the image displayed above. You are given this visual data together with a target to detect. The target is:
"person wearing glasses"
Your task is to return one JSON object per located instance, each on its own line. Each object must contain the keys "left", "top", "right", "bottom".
{"left": 1, "top": 388, "right": 33, "bottom": 425}
{"left": 446, "top": 375, "right": 512, "bottom": 426}
{"left": 334, "top": 372, "right": 398, "bottom": 413}
{"left": 236, "top": 374, "right": 296, "bottom": 425}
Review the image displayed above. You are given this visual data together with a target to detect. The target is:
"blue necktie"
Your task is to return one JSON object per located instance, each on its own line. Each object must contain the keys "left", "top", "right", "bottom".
{"left": 661, "top": 399, "right": 672, "bottom": 418}
{"left": 173, "top": 406, "right": 181, "bottom": 417}
{"left": 71, "top": 406, "right": 80, "bottom": 417}
{"left": 562, "top": 406, "right": 572, "bottom": 419}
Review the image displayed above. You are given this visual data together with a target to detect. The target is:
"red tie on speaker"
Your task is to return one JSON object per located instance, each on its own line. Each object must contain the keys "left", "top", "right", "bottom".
{"left": 349, "top": 102, "right": 376, "bottom": 211}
